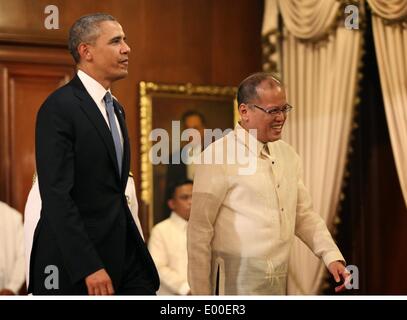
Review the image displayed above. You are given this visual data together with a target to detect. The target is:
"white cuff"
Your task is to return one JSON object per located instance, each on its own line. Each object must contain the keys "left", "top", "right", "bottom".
{"left": 178, "top": 282, "right": 190, "bottom": 295}
{"left": 322, "top": 250, "right": 346, "bottom": 268}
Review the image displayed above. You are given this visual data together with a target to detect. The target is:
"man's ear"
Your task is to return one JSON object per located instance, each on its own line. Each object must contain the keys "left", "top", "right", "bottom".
{"left": 167, "top": 199, "right": 175, "bottom": 211}
{"left": 77, "top": 43, "right": 92, "bottom": 62}
{"left": 239, "top": 104, "right": 249, "bottom": 122}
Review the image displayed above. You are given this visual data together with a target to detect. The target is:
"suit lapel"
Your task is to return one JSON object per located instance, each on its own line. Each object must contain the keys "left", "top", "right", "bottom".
{"left": 70, "top": 76, "right": 122, "bottom": 180}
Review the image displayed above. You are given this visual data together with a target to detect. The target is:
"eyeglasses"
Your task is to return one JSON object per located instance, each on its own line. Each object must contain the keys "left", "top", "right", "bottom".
{"left": 249, "top": 104, "right": 293, "bottom": 116}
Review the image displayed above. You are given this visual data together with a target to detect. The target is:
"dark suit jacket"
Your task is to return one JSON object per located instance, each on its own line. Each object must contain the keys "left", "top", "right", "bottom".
{"left": 30, "top": 75, "right": 159, "bottom": 294}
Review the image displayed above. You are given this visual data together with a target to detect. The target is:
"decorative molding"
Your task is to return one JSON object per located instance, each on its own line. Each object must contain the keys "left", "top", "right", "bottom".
{"left": 0, "top": 32, "right": 67, "bottom": 48}
{"left": 139, "top": 81, "right": 154, "bottom": 231}
{"left": 140, "top": 81, "right": 237, "bottom": 97}
{"left": 0, "top": 44, "right": 72, "bottom": 65}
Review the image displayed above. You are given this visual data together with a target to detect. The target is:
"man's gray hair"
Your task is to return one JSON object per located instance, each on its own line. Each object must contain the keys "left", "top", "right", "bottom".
{"left": 68, "top": 13, "right": 116, "bottom": 63}
{"left": 237, "top": 72, "right": 282, "bottom": 106}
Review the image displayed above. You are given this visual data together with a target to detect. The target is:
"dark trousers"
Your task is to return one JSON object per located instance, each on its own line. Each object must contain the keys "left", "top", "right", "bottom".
{"left": 115, "top": 225, "right": 156, "bottom": 295}
{"left": 31, "top": 227, "right": 156, "bottom": 295}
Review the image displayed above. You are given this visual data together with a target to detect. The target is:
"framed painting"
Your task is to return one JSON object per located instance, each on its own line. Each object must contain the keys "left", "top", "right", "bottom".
{"left": 139, "top": 81, "right": 238, "bottom": 233}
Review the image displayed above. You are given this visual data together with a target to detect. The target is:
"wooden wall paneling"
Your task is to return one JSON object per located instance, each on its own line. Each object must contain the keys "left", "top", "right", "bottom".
{"left": 211, "top": 0, "right": 264, "bottom": 85}
{"left": 0, "top": 0, "right": 264, "bottom": 230}
{"left": 0, "top": 46, "right": 73, "bottom": 214}
{"left": 0, "top": 63, "right": 9, "bottom": 204}
{"left": 9, "top": 63, "right": 72, "bottom": 213}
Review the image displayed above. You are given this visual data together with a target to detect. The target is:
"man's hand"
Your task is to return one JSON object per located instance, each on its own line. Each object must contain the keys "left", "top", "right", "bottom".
{"left": 85, "top": 268, "right": 114, "bottom": 295}
{"left": 0, "top": 288, "right": 15, "bottom": 295}
{"left": 328, "top": 261, "right": 351, "bottom": 293}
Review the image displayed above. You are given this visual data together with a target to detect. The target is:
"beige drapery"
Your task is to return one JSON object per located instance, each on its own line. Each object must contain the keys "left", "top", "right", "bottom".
{"left": 368, "top": 0, "right": 407, "bottom": 20}
{"left": 368, "top": 0, "right": 407, "bottom": 209}
{"left": 278, "top": 0, "right": 340, "bottom": 39}
{"left": 263, "top": 0, "right": 362, "bottom": 294}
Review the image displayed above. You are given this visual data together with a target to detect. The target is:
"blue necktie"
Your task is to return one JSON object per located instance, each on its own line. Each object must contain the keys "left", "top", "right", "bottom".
{"left": 104, "top": 92, "right": 123, "bottom": 176}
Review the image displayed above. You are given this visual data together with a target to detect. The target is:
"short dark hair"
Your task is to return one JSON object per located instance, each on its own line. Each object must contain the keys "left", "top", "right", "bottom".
{"left": 68, "top": 13, "right": 116, "bottom": 63}
{"left": 237, "top": 72, "right": 282, "bottom": 105}
{"left": 181, "top": 110, "right": 206, "bottom": 127}
{"left": 166, "top": 179, "right": 193, "bottom": 202}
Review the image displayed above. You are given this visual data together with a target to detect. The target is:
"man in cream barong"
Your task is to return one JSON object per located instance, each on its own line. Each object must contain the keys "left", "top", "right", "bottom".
{"left": 187, "top": 72, "right": 349, "bottom": 295}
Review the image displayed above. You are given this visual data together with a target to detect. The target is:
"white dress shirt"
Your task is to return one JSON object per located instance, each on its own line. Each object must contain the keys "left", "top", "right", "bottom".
{"left": 148, "top": 212, "right": 190, "bottom": 295}
{"left": 77, "top": 70, "right": 123, "bottom": 146}
{"left": 0, "top": 202, "right": 25, "bottom": 294}
{"left": 187, "top": 123, "right": 345, "bottom": 295}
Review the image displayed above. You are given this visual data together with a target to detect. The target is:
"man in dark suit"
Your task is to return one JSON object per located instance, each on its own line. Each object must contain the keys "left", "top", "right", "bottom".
{"left": 30, "top": 13, "right": 159, "bottom": 295}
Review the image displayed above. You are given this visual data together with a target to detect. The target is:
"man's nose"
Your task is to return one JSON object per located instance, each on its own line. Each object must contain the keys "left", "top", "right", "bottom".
{"left": 122, "top": 42, "right": 131, "bottom": 54}
{"left": 274, "top": 111, "right": 285, "bottom": 121}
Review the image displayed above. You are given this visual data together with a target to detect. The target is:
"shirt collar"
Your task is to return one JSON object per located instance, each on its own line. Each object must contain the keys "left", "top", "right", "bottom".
{"left": 77, "top": 70, "right": 111, "bottom": 105}
{"left": 170, "top": 211, "right": 188, "bottom": 228}
{"left": 234, "top": 122, "right": 268, "bottom": 157}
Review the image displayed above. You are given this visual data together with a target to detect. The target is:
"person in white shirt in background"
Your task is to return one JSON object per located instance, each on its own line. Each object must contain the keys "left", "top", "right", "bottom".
{"left": 148, "top": 179, "right": 192, "bottom": 295}
{"left": 23, "top": 172, "right": 144, "bottom": 288}
{"left": 0, "top": 201, "right": 25, "bottom": 295}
